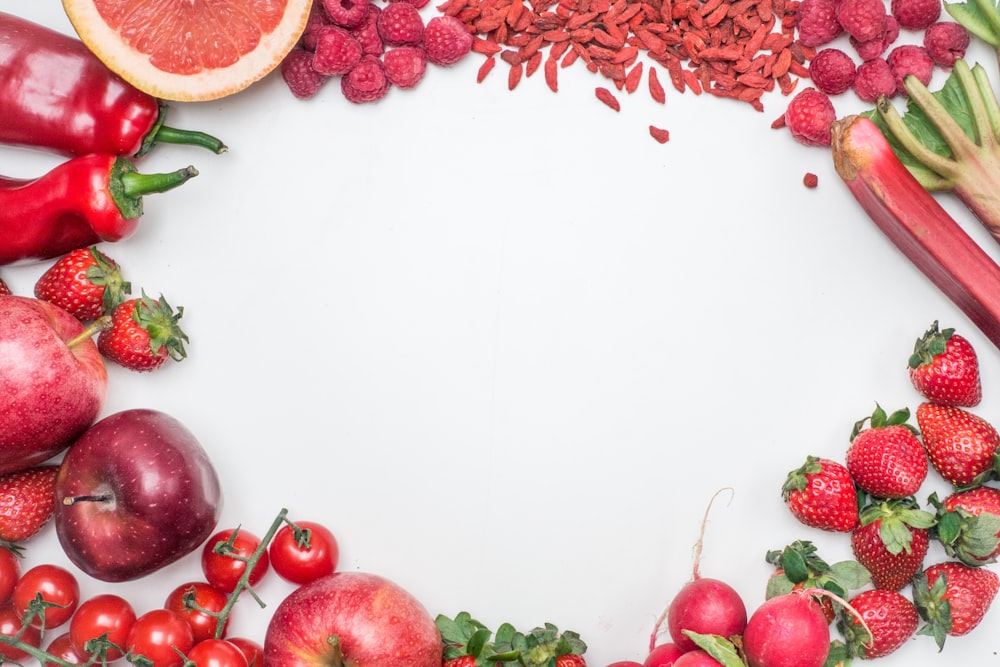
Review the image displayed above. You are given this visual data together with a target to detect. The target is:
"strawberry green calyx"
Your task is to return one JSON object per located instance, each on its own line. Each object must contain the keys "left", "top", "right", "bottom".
{"left": 908, "top": 321, "right": 956, "bottom": 370}
{"left": 929, "top": 492, "right": 1000, "bottom": 566}
{"left": 85, "top": 247, "right": 132, "bottom": 316}
{"left": 863, "top": 60, "right": 1000, "bottom": 244}
{"left": 912, "top": 571, "right": 953, "bottom": 650}
{"left": 765, "top": 541, "right": 871, "bottom": 600}
{"left": 437, "top": 613, "right": 503, "bottom": 665}
{"left": 850, "top": 405, "right": 917, "bottom": 441}
{"left": 860, "top": 498, "right": 937, "bottom": 556}
{"left": 492, "top": 623, "right": 587, "bottom": 667}
{"left": 134, "top": 291, "right": 188, "bottom": 361}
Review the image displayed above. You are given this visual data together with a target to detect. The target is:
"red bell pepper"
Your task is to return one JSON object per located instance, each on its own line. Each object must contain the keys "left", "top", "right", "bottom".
{"left": 0, "top": 154, "right": 197, "bottom": 265}
{"left": 0, "top": 12, "right": 226, "bottom": 157}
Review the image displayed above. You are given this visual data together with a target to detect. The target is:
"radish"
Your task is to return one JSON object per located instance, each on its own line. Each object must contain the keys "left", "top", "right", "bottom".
{"left": 651, "top": 490, "right": 747, "bottom": 653}
{"left": 643, "top": 643, "right": 684, "bottom": 667}
{"left": 672, "top": 650, "right": 723, "bottom": 667}
{"left": 741, "top": 592, "right": 830, "bottom": 667}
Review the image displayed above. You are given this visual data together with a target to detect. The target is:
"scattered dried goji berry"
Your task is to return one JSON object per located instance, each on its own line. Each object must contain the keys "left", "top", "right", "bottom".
{"left": 803, "top": 172, "right": 818, "bottom": 188}
{"left": 649, "top": 125, "right": 671, "bottom": 142}
{"left": 595, "top": 86, "right": 622, "bottom": 110}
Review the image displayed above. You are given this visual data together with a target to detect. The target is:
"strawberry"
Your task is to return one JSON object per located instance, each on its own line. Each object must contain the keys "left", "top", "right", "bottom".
{"left": 908, "top": 322, "right": 981, "bottom": 407}
{"left": 845, "top": 405, "right": 927, "bottom": 499}
{"left": 555, "top": 656, "right": 586, "bottom": 667}
{"left": 913, "top": 561, "right": 1000, "bottom": 648}
{"left": 0, "top": 466, "right": 59, "bottom": 543}
{"left": 851, "top": 497, "right": 936, "bottom": 591}
{"left": 838, "top": 589, "right": 919, "bottom": 658}
{"left": 0, "top": 277, "right": 10, "bottom": 296}
{"left": 443, "top": 658, "right": 477, "bottom": 667}
{"left": 782, "top": 456, "right": 859, "bottom": 532}
{"left": 33, "top": 246, "right": 131, "bottom": 322}
{"left": 930, "top": 487, "right": 1000, "bottom": 565}
{"left": 97, "top": 292, "right": 188, "bottom": 372}
{"left": 916, "top": 402, "right": 999, "bottom": 487}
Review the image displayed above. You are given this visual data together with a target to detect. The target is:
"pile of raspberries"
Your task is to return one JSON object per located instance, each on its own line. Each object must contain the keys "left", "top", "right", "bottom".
{"left": 281, "top": 0, "right": 474, "bottom": 102}
{"left": 781, "top": 0, "right": 971, "bottom": 146}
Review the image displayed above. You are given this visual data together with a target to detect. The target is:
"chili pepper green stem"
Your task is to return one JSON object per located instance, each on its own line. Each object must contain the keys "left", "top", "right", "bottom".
{"left": 118, "top": 164, "right": 198, "bottom": 200}
{"left": 150, "top": 125, "right": 228, "bottom": 155}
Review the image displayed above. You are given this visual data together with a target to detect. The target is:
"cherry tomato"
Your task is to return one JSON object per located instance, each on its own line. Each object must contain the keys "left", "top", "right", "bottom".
{"left": 43, "top": 632, "right": 88, "bottom": 666}
{"left": 187, "top": 638, "right": 250, "bottom": 667}
{"left": 201, "top": 529, "right": 269, "bottom": 593}
{"left": 269, "top": 521, "right": 339, "bottom": 585}
{"left": 0, "top": 548, "right": 20, "bottom": 604}
{"left": 164, "top": 581, "right": 231, "bottom": 642}
{"left": 127, "top": 608, "right": 195, "bottom": 667}
{"left": 69, "top": 594, "right": 136, "bottom": 661}
{"left": 227, "top": 637, "right": 264, "bottom": 666}
{"left": 12, "top": 564, "right": 80, "bottom": 629}
{"left": 0, "top": 602, "right": 41, "bottom": 661}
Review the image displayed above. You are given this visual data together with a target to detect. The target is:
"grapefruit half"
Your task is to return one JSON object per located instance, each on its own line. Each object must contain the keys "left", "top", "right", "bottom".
{"left": 62, "top": 0, "right": 314, "bottom": 101}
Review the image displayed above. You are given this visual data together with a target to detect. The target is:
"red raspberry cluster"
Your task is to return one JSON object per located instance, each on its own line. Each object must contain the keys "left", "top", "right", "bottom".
{"left": 280, "top": 0, "right": 474, "bottom": 102}
{"left": 781, "top": 0, "right": 971, "bottom": 147}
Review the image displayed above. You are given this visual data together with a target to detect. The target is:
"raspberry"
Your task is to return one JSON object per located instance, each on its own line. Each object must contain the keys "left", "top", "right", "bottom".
{"left": 312, "top": 25, "right": 363, "bottom": 75}
{"left": 924, "top": 21, "right": 970, "bottom": 68}
{"left": 301, "top": 3, "right": 333, "bottom": 51}
{"left": 323, "top": 0, "right": 370, "bottom": 28}
{"left": 850, "top": 15, "right": 898, "bottom": 60}
{"left": 377, "top": 2, "right": 425, "bottom": 47}
{"left": 784, "top": 87, "right": 836, "bottom": 147}
{"left": 281, "top": 47, "right": 328, "bottom": 99}
{"left": 341, "top": 54, "right": 391, "bottom": 103}
{"left": 837, "top": 0, "right": 887, "bottom": 42}
{"left": 383, "top": 46, "right": 427, "bottom": 88}
{"left": 423, "top": 16, "right": 474, "bottom": 66}
{"left": 391, "top": 0, "right": 431, "bottom": 9}
{"left": 887, "top": 44, "right": 934, "bottom": 95}
{"left": 853, "top": 57, "right": 896, "bottom": 101}
{"left": 808, "top": 48, "right": 857, "bottom": 95}
{"left": 350, "top": 4, "right": 384, "bottom": 56}
{"left": 891, "top": 0, "right": 941, "bottom": 29}
{"left": 795, "top": 0, "right": 843, "bottom": 47}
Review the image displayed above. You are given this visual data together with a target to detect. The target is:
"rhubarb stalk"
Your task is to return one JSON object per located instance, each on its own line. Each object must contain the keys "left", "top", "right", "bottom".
{"left": 831, "top": 114, "right": 1000, "bottom": 350}
{"left": 864, "top": 60, "right": 1000, "bottom": 243}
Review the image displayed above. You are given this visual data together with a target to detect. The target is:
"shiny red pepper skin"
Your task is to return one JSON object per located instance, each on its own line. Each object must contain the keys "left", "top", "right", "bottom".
{"left": 0, "top": 12, "right": 224, "bottom": 157}
{"left": 0, "top": 154, "right": 196, "bottom": 266}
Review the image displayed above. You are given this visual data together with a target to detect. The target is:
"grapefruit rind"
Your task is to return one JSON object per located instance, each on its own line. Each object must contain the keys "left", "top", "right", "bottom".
{"left": 61, "top": 0, "right": 313, "bottom": 102}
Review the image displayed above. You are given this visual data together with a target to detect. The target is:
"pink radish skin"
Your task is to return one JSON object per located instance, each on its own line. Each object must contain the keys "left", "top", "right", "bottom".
{"left": 607, "top": 663, "right": 644, "bottom": 667}
{"left": 672, "top": 650, "right": 723, "bottom": 667}
{"left": 644, "top": 643, "right": 684, "bottom": 667}
{"left": 666, "top": 577, "right": 748, "bottom": 653}
{"left": 742, "top": 593, "right": 830, "bottom": 667}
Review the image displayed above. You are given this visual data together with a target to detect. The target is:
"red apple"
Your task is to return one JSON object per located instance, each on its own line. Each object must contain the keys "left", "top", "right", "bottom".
{"left": 54, "top": 409, "right": 222, "bottom": 582}
{"left": 0, "top": 296, "right": 107, "bottom": 474}
{"left": 264, "top": 572, "right": 442, "bottom": 667}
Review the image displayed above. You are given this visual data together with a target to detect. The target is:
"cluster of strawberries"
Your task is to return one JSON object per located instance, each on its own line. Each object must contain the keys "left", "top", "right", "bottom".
{"left": 0, "top": 247, "right": 187, "bottom": 373}
{"left": 280, "top": 0, "right": 475, "bottom": 102}
{"left": 780, "top": 321, "right": 1000, "bottom": 660}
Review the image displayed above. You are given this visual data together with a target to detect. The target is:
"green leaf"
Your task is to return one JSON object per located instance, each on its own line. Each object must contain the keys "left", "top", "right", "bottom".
{"left": 782, "top": 545, "right": 809, "bottom": 583}
{"left": 829, "top": 560, "right": 872, "bottom": 589}
{"left": 683, "top": 631, "right": 746, "bottom": 667}
{"left": 945, "top": 0, "right": 1000, "bottom": 47}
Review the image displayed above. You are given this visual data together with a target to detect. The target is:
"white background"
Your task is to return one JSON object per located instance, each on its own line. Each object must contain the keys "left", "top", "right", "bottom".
{"left": 3, "top": 2, "right": 1000, "bottom": 665}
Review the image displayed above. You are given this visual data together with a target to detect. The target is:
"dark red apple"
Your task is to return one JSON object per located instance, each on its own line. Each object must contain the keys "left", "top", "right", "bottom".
{"left": 264, "top": 571, "right": 442, "bottom": 667}
{"left": 0, "top": 296, "right": 107, "bottom": 474}
{"left": 54, "top": 409, "right": 222, "bottom": 582}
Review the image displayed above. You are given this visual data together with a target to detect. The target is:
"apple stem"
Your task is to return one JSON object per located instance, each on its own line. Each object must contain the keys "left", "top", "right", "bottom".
{"left": 62, "top": 494, "right": 113, "bottom": 505}
{"left": 64, "top": 315, "right": 113, "bottom": 349}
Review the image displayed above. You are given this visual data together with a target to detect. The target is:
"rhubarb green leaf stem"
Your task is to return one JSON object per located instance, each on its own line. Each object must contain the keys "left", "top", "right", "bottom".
{"left": 872, "top": 59, "right": 1000, "bottom": 243}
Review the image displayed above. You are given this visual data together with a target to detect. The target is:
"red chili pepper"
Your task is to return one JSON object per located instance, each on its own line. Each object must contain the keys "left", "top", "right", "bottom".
{"left": 0, "top": 154, "right": 197, "bottom": 266}
{"left": 0, "top": 12, "right": 226, "bottom": 157}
